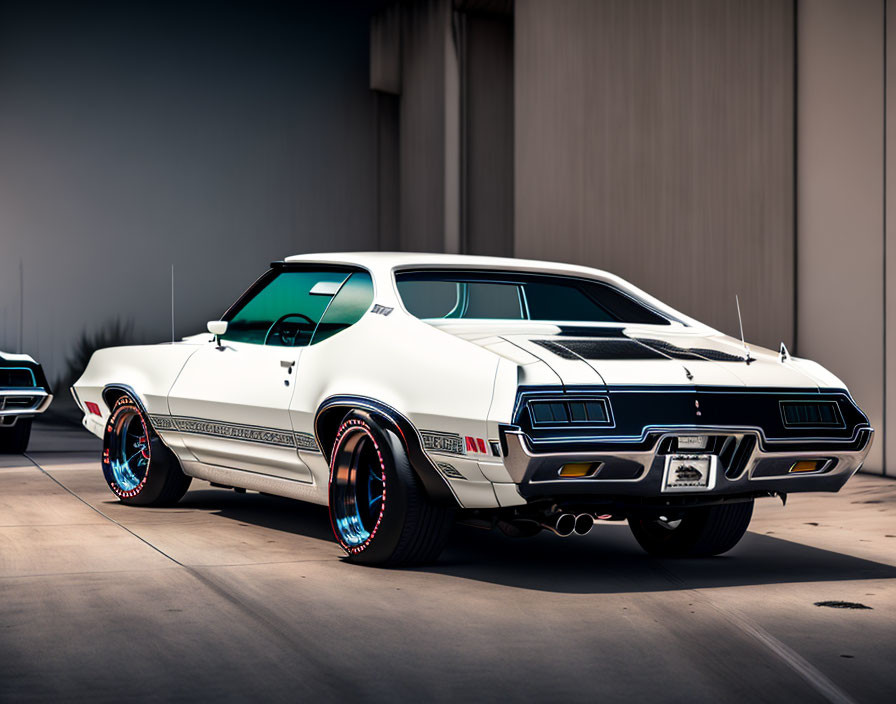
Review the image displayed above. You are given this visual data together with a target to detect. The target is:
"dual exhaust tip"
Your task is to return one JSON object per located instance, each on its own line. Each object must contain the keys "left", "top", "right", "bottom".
{"left": 543, "top": 513, "right": 594, "bottom": 537}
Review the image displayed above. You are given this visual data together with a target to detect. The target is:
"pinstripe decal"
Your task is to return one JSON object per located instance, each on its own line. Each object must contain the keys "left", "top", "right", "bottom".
{"left": 147, "top": 414, "right": 320, "bottom": 453}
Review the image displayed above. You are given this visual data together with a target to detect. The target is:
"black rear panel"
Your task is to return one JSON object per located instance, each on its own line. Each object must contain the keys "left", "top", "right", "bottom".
{"left": 514, "top": 386, "right": 870, "bottom": 450}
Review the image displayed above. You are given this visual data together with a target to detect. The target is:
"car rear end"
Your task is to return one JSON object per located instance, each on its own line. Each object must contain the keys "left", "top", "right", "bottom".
{"left": 501, "top": 383, "right": 872, "bottom": 510}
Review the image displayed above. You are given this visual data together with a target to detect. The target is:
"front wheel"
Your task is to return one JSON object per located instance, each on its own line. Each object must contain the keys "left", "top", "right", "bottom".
{"left": 102, "top": 395, "right": 191, "bottom": 506}
{"left": 328, "top": 411, "right": 454, "bottom": 566}
{"left": 628, "top": 500, "right": 754, "bottom": 557}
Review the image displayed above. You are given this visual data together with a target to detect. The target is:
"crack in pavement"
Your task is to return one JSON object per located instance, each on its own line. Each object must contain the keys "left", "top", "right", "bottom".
{"left": 22, "top": 453, "right": 360, "bottom": 699}
{"left": 647, "top": 560, "right": 858, "bottom": 704}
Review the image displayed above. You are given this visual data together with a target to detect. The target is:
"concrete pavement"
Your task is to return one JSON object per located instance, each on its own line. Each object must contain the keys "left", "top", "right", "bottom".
{"left": 1, "top": 425, "right": 894, "bottom": 703}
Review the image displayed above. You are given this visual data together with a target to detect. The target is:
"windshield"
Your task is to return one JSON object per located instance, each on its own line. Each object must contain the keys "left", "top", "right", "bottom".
{"left": 395, "top": 270, "right": 671, "bottom": 325}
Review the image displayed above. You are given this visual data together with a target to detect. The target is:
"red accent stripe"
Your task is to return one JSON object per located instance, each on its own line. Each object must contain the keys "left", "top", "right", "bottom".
{"left": 85, "top": 401, "right": 101, "bottom": 416}
{"left": 476, "top": 438, "right": 487, "bottom": 454}
{"left": 465, "top": 436, "right": 477, "bottom": 452}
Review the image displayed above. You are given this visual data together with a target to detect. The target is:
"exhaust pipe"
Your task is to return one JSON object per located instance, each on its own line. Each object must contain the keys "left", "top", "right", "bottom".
{"left": 541, "top": 512, "right": 576, "bottom": 537}
{"left": 574, "top": 514, "right": 594, "bottom": 536}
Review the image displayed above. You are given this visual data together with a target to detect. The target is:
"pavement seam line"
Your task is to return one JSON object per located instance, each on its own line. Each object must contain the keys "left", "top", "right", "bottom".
{"left": 21, "top": 452, "right": 351, "bottom": 696}
{"left": 22, "top": 452, "right": 186, "bottom": 567}
{"left": 652, "top": 562, "right": 858, "bottom": 704}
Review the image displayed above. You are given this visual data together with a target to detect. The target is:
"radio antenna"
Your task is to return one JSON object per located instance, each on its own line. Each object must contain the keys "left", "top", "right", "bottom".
{"left": 18, "top": 260, "right": 24, "bottom": 354}
{"left": 735, "top": 294, "right": 754, "bottom": 364}
{"left": 171, "top": 264, "right": 175, "bottom": 344}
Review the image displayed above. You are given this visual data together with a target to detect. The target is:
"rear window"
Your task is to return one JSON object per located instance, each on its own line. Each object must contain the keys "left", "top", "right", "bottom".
{"left": 395, "top": 270, "right": 670, "bottom": 325}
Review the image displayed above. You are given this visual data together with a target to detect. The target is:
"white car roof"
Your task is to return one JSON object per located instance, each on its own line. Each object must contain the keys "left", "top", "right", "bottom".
{"left": 281, "top": 252, "right": 704, "bottom": 329}
{"left": 283, "top": 251, "right": 616, "bottom": 279}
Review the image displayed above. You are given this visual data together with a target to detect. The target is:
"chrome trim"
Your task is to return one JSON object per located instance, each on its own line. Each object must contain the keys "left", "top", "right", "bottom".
{"left": 521, "top": 422, "right": 872, "bottom": 448}
{"left": 501, "top": 427, "right": 874, "bottom": 497}
{"left": 513, "top": 386, "right": 871, "bottom": 446}
{"left": 0, "top": 387, "right": 52, "bottom": 416}
{"left": 420, "top": 429, "right": 466, "bottom": 456}
{"left": 70, "top": 385, "right": 83, "bottom": 412}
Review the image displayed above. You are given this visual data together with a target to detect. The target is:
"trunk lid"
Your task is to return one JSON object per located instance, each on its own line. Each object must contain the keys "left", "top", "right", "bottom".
{"left": 429, "top": 321, "right": 820, "bottom": 389}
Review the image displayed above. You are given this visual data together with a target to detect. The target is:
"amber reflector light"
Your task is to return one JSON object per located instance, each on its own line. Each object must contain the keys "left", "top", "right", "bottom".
{"left": 559, "top": 462, "right": 598, "bottom": 477}
{"left": 789, "top": 460, "right": 824, "bottom": 473}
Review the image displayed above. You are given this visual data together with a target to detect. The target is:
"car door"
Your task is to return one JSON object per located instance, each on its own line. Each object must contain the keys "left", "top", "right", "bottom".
{"left": 167, "top": 267, "right": 350, "bottom": 481}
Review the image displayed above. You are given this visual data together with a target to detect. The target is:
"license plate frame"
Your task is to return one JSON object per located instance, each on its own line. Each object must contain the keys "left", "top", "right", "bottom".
{"left": 662, "top": 454, "right": 716, "bottom": 492}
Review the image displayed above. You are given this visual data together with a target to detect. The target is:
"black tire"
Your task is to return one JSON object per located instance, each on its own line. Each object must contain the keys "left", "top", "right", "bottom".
{"left": 628, "top": 500, "right": 754, "bottom": 557}
{"left": 0, "top": 417, "right": 32, "bottom": 454}
{"left": 328, "top": 410, "right": 454, "bottom": 566}
{"left": 102, "top": 395, "right": 191, "bottom": 506}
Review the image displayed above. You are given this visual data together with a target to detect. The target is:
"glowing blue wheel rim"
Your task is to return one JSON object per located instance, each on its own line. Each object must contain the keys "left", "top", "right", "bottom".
{"left": 104, "top": 403, "right": 150, "bottom": 497}
{"left": 331, "top": 425, "right": 385, "bottom": 549}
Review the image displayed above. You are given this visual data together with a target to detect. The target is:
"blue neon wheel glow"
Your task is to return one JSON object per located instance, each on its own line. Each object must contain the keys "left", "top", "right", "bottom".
{"left": 332, "top": 426, "right": 385, "bottom": 548}
{"left": 104, "top": 403, "right": 150, "bottom": 497}
{"left": 111, "top": 457, "right": 142, "bottom": 491}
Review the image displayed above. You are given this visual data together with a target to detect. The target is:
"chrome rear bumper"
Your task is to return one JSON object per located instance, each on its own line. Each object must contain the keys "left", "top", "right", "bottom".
{"left": 501, "top": 427, "right": 874, "bottom": 500}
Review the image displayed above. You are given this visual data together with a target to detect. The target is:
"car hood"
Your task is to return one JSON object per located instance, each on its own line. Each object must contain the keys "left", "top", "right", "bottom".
{"left": 429, "top": 321, "right": 826, "bottom": 389}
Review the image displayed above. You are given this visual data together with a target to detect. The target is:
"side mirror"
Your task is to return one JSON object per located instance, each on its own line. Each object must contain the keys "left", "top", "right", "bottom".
{"left": 207, "top": 320, "right": 228, "bottom": 336}
{"left": 207, "top": 320, "right": 228, "bottom": 348}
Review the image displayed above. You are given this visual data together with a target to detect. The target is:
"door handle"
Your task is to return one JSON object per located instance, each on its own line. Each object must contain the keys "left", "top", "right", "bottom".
{"left": 280, "top": 360, "right": 295, "bottom": 369}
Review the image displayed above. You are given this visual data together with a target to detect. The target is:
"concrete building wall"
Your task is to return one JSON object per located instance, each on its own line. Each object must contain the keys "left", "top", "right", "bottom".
{"left": 797, "top": 0, "right": 886, "bottom": 474}
{"left": 459, "top": 9, "right": 514, "bottom": 256}
{"left": 514, "top": 0, "right": 795, "bottom": 351}
{"left": 887, "top": 0, "right": 896, "bottom": 475}
{"left": 0, "top": 1, "right": 379, "bottom": 383}
{"left": 398, "top": 0, "right": 450, "bottom": 252}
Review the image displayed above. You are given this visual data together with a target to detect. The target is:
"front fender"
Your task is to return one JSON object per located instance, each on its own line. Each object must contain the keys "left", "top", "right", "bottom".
{"left": 72, "top": 343, "right": 203, "bottom": 438}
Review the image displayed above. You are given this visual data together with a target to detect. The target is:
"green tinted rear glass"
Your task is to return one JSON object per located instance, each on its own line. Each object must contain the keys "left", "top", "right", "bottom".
{"left": 311, "top": 271, "right": 374, "bottom": 345}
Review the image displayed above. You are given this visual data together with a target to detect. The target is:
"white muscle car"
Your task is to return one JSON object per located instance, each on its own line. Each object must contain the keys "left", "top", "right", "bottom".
{"left": 72, "top": 253, "right": 873, "bottom": 565}
{"left": 1, "top": 351, "right": 53, "bottom": 453}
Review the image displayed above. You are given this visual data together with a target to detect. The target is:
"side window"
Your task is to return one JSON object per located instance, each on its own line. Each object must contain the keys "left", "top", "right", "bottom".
{"left": 395, "top": 280, "right": 459, "bottom": 318}
{"left": 464, "top": 282, "right": 524, "bottom": 319}
{"left": 224, "top": 270, "right": 349, "bottom": 346}
{"left": 311, "top": 271, "right": 374, "bottom": 345}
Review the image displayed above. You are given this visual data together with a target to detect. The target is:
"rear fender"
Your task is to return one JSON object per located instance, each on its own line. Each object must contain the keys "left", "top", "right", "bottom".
{"left": 315, "top": 395, "right": 459, "bottom": 507}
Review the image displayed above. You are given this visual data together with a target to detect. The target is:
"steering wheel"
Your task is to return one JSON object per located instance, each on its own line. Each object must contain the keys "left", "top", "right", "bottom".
{"left": 264, "top": 313, "right": 316, "bottom": 347}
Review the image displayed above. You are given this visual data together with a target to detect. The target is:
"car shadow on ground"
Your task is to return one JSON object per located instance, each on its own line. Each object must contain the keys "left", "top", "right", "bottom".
{"left": 173, "top": 488, "right": 896, "bottom": 594}
{"left": 178, "top": 488, "right": 336, "bottom": 542}
{"left": 422, "top": 524, "right": 896, "bottom": 594}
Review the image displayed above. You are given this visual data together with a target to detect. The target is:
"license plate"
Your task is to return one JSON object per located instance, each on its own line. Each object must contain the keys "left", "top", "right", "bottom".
{"left": 663, "top": 454, "right": 715, "bottom": 492}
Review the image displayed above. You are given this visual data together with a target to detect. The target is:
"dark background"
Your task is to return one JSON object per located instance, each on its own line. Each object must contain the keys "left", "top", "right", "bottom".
{"left": 0, "top": 0, "right": 891, "bottom": 475}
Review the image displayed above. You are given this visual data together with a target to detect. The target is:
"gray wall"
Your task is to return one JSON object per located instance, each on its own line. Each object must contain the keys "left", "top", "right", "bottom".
{"left": 398, "top": 0, "right": 451, "bottom": 252}
{"left": 514, "top": 0, "right": 795, "bottom": 352}
{"left": 0, "top": 0, "right": 379, "bottom": 383}
{"left": 888, "top": 0, "right": 896, "bottom": 476}
{"left": 459, "top": 8, "right": 514, "bottom": 256}
{"left": 2, "top": 0, "right": 890, "bottom": 473}
{"left": 797, "top": 0, "right": 886, "bottom": 473}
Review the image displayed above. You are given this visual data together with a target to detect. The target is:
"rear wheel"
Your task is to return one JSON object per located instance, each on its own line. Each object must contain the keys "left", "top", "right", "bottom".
{"left": 102, "top": 395, "right": 191, "bottom": 506}
{"left": 628, "top": 500, "right": 754, "bottom": 557}
{"left": 328, "top": 410, "right": 454, "bottom": 566}
{"left": 0, "top": 417, "right": 32, "bottom": 454}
